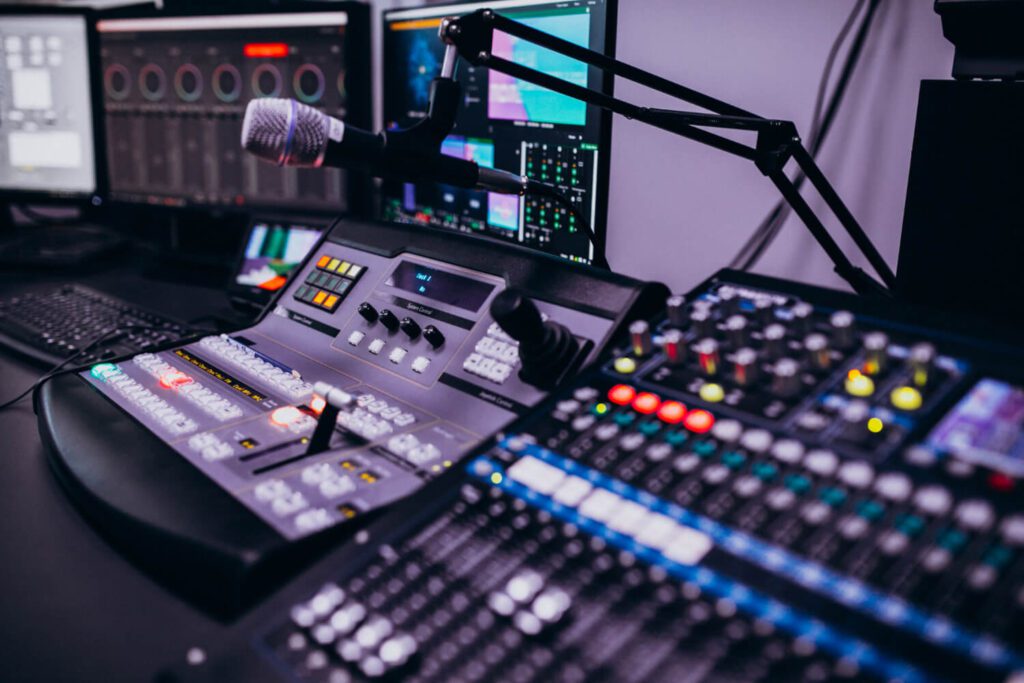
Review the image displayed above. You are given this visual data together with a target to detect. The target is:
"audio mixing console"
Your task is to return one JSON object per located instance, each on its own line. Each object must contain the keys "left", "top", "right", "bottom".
{"left": 36, "top": 219, "right": 666, "bottom": 613}
{"left": 163, "top": 270, "right": 1024, "bottom": 682}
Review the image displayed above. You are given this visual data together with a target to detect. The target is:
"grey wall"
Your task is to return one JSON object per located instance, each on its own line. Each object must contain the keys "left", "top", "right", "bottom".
{"left": 372, "top": 0, "right": 954, "bottom": 293}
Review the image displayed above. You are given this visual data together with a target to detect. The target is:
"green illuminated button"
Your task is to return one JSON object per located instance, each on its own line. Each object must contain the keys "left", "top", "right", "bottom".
{"left": 90, "top": 363, "right": 119, "bottom": 380}
{"left": 638, "top": 421, "right": 662, "bottom": 436}
{"left": 784, "top": 474, "right": 811, "bottom": 494}
{"left": 752, "top": 462, "right": 778, "bottom": 481}
{"left": 664, "top": 431, "right": 688, "bottom": 446}
{"left": 818, "top": 487, "right": 848, "bottom": 507}
{"left": 721, "top": 451, "right": 747, "bottom": 470}
{"left": 895, "top": 513, "right": 925, "bottom": 536}
{"left": 614, "top": 357, "right": 637, "bottom": 374}
{"left": 693, "top": 441, "right": 717, "bottom": 457}
{"left": 938, "top": 528, "right": 967, "bottom": 552}
{"left": 614, "top": 412, "right": 636, "bottom": 426}
{"left": 983, "top": 545, "right": 1012, "bottom": 568}
{"left": 856, "top": 499, "right": 886, "bottom": 521}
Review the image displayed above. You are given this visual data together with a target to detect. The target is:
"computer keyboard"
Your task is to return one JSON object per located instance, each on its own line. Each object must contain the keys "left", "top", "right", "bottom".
{"left": 0, "top": 284, "right": 193, "bottom": 366}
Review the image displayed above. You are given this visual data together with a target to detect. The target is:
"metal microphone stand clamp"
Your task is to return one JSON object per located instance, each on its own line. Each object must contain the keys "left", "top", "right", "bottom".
{"left": 440, "top": 10, "right": 896, "bottom": 298}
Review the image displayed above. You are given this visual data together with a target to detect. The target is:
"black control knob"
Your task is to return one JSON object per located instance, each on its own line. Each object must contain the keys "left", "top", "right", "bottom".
{"left": 490, "top": 288, "right": 580, "bottom": 389}
{"left": 423, "top": 325, "right": 445, "bottom": 349}
{"left": 399, "top": 316, "right": 421, "bottom": 340}
{"left": 357, "top": 302, "right": 378, "bottom": 324}
{"left": 378, "top": 308, "right": 400, "bottom": 332}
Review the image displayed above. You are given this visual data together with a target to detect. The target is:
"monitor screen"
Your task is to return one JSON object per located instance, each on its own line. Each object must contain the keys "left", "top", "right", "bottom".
{"left": 0, "top": 14, "right": 97, "bottom": 198}
{"left": 382, "top": 0, "right": 614, "bottom": 265}
{"left": 235, "top": 217, "right": 324, "bottom": 292}
{"left": 97, "top": 10, "right": 359, "bottom": 212}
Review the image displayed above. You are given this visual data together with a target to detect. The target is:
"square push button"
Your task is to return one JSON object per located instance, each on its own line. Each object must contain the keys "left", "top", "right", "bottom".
{"left": 312, "top": 290, "right": 328, "bottom": 305}
{"left": 322, "top": 294, "right": 340, "bottom": 311}
{"left": 336, "top": 261, "right": 351, "bottom": 275}
{"left": 326, "top": 258, "right": 341, "bottom": 272}
{"left": 332, "top": 279, "right": 352, "bottom": 296}
{"left": 346, "top": 264, "right": 363, "bottom": 280}
{"left": 316, "top": 255, "right": 331, "bottom": 269}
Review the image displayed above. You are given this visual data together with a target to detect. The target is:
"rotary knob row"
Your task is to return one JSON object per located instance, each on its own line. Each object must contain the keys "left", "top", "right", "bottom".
{"left": 357, "top": 302, "right": 445, "bottom": 348}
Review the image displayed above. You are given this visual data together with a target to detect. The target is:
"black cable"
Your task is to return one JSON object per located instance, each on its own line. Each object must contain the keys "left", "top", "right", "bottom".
{"left": 524, "top": 180, "right": 609, "bottom": 269}
{"left": 729, "top": 0, "right": 882, "bottom": 271}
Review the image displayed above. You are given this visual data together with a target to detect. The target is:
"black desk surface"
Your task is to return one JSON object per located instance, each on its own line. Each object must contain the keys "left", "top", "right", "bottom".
{"left": 0, "top": 258, "right": 249, "bottom": 682}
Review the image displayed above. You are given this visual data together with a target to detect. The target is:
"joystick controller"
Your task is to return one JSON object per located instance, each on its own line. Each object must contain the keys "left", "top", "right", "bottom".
{"left": 490, "top": 289, "right": 586, "bottom": 389}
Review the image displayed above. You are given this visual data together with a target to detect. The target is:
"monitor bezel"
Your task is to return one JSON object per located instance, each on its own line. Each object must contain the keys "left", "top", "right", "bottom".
{"left": 380, "top": 0, "right": 618, "bottom": 267}
{"left": 0, "top": 5, "right": 107, "bottom": 207}
{"left": 92, "top": 1, "right": 371, "bottom": 219}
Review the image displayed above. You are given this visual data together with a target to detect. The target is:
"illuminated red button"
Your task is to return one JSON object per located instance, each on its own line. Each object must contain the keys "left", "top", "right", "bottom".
{"left": 989, "top": 472, "right": 1015, "bottom": 492}
{"left": 632, "top": 392, "right": 661, "bottom": 415}
{"left": 684, "top": 409, "right": 715, "bottom": 434}
{"left": 657, "top": 401, "right": 687, "bottom": 424}
{"left": 270, "top": 406, "right": 303, "bottom": 427}
{"left": 159, "top": 369, "right": 192, "bottom": 389}
{"left": 309, "top": 395, "right": 327, "bottom": 415}
{"left": 608, "top": 384, "right": 636, "bottom": 406}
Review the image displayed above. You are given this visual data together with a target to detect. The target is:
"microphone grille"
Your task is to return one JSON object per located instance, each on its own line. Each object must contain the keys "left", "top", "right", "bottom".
{"left": 241, "top": 97, "right": 329, "bottom": 167}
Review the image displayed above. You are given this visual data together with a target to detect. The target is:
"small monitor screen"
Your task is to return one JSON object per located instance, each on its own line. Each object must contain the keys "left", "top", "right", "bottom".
{"left": 0, "top": 14, "right": 97, "bottom": 197}
{"left": 927, "top": 379, "right": 1024, "bottom": 476}
{"left": 382, "top": 0, "right": 614, "bottom": 265}
{"left": 235, "top": 219, "right": 324, "bottom": 292}
{"left": 97, "top": 11, "right": 355, "bottom": 211}
{"left": 386, "top": 260, "right": 495, "bottom": 312}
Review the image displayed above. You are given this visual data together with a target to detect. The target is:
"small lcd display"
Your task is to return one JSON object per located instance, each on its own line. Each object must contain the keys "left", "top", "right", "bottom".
{"left": 386, "top": 261, "right": 494, "bottom": 312}
{"left": 235, "top": 221, "right": 323, "bottom": 292}
{"left": 927, "top": 379, "right": 1024, "bottom": 476}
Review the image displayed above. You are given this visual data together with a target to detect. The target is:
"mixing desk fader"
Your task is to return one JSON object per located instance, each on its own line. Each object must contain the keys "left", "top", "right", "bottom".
{"left": 36, "top": 220, "right": 666, "bottom": 613}
{"left": 164, "top": 270, "right": 1024, "bottom": 682}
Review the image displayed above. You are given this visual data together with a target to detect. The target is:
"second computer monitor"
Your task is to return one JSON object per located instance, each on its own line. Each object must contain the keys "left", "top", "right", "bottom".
{"left": 96, "top": 5, "right": 369, "bottom": 213}
{"left": 382, "top": 0, "right": 615, "bottom": 265}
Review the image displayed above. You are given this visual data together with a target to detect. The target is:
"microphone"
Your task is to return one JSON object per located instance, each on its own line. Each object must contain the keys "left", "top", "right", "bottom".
{"left": 241, "top": 97, "right": 528, "bottom": 195}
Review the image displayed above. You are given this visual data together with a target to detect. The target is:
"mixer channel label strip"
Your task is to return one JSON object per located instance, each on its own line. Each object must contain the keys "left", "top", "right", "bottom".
{"left": 486, "top": 436, "right": 1024, "bottom": 678}
{"left": 467, "top": 451, "right": 931, "bottom": 683}
{"left": 174, "top": 349, "right": 269, "bottom": 404}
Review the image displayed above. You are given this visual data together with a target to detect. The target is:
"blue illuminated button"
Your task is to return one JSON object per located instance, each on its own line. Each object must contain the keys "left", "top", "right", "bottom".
{"left": 721, "top": 451, "right": 747, "bottom": 470}
{"left": 752, "top": 462, "right": 778, "bottom": 481}
{"left": 664, "top": 431, "right": 688, "bottom": 447}
{"left": 90, "top": 363, "right": 119, "bottom": 380}
{"left": 784, "top": 474, "right": 811, "bottom": 494}
{"left": 818, "top": 487, "right": 848, "bottom": 507}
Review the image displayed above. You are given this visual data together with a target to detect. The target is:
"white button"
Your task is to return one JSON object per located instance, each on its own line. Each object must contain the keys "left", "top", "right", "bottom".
{"left": 607, "top": 501, "right": 649, "bottom": 536}
{"left": 387, "top": 434, "right": 419, "bottom": 455}
{"left": 838, "top": 461, "right": 874, "bottom": 489}
{"left": 803, "top": 450, "right": 839, "bottom": 477}
{"left": 302, "top": 462, "right": 335, "bottom": 485}
{"left": 662, "top": 527, "right": 713, "bottom": 565}
{"left": 367, "top": 339, "right": 386, "bottom": 355}
{"left": 552, "top": 476, "right": 592, "bottom": 507}
{"left": 295, "top": 508, "right": 333, "bottom": 533}
{"left": 411, "top": 356, "right": 431, "bottom": 374}
{"left": 393, "top": 413, "right": 416, "bottom": 427}
{"left": 407, "top": 444, "right": 441, "bottom": 464}
{"left": 874, "top": 472, "right": 912, "bottom": 502}
{"left": 388, "top": 347, "right": 408, "bottom": 364}
{"left": 739, "top": 429, "right": 773, "bottom": 454}
{"left": 507, "top": 455, "right": 565, "bottom": 496}
{"left": 913, "top": 485, "right": 952, "bottom": 516}
{"left": 770, "top": 439, "right": 805, "bottom": 464}
{"left": 320, "top": 476, "right": 356, "bottom": 499}
{"left": 463, "top": 353, "right": 484, "bottom": 374}
{"left": 955, "top": 499, "right": 994, "bottom": 531}
{"left": 348, "top": 331, "right": 365, "bottom": 346}
{"left": 578, "top": 489, "right": 621, "bottom": 523}
{"left": 634, "top": 514, "right": 679, "bottom": 550}
{"left": 1000, "top": 514, "right": 1024, "bottom": 547}
{"left": 255, "top": 479, "right": 290, "bottom": 502}
{"left": 489, "top": 362, "right": 513, "bottom": 384}
{"left": 710, "top": 419, "right": 742, "bottom": 444}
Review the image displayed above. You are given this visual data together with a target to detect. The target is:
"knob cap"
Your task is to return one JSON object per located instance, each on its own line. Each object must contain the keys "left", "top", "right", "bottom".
{"left": 829, "top": 310, "right": 856, "bottom": 348}
{"left": 863, "top": 331, "right": 889, "bottom": 375}
{"left": 694, "top": 338, "right": 720, "bottom": 376}
{"left": 771, "top": 358, "right": 801, "bottom": 397}
{"left": 763, "top": 323, "right": 787, "bottom": 359}
{"left": 909, "top": 342, "right": 936, "bottom": 387}
{"left": 665, "top": 295, "right": 687, "bottom": 327}
{"left": 804, "top": 333, "right": 831, "bottom": 370}
{"left": 357, "top": 302, "right": 378, "bottom": 324}
{"left": 629, "top": 320, "right": 653, "bottom": 356}
{"left": 423, "top": 325, "right": 445, "bottom": 349}
{"left": 399, "top": 317, "right": 421, "bottom": 340}
{"left": 723, "top": 315, "right": 748, "bottom": 348}
{"left": 662, "top": 329, "right": 685, "bottom": 366}
{"left": 378, "top": 308, "right": 399, "bottom": 332}
{"left": 732, "top": 347, "right": 758, "bottom": 386}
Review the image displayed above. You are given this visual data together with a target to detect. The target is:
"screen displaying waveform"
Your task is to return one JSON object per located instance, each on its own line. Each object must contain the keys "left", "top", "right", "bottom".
{"left": 488, "top": 9, "right": 590, "bottom": 126}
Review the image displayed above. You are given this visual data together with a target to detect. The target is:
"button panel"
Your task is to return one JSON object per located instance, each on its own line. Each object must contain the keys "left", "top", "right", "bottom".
{"left": 294, "top": 253, "right": 366, "bottom": 313}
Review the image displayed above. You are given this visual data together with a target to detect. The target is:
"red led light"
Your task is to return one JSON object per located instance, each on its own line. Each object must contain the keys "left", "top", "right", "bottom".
{"left": 632, "top": 392, "right": 661, "bottom": 415}
{"left": 159, "top": 369, "right": 192, "bottom": 389}
{"left": 657, "top": 401, "right": 687, "bottom": 424}
{"left": 607, "top": 384, "right": 636, "bottom": 406}
{"left": 684, "top": 409, "right": 715, "bottom": 434}
{"left": 989, "top": 472, "right": 1015, "bottom": 492}
{"left": 244, "top": 42, "right": 289, "bottom": 58}
{"left": 309, "top": 395, "right": 327, "bottom": 415}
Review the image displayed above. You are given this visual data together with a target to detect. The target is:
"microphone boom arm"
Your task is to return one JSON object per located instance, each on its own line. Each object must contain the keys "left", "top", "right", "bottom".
{"left": 440, "top": 10, "right": 895, "bottom": 296}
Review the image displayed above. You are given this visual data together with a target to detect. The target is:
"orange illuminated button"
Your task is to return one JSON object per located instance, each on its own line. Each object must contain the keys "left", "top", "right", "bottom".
{"left": 312, "top": 290, "right": 328, "bottom": 305}
{"left": 608, "top": 384, "right": 636, "bottom": 406}
{"left": 632, "top": 392, "right": 661, "bottom": 415}
{"left": 657, "top": 400, "right": 687, "bottom": 424}
{"left": 309, "top": 395, "right": 327, "bottom": 415}
{"left": 270, "top": 406, "right": 303, "bottom": 427}
{"left": 322, "top": 294, "right": 340, "bottom": 311}
{"left": 684, "top": 409, "right": 715, "bottom": 434}
{"left": 316, "top": 255, "right": 331, "bottom": 269}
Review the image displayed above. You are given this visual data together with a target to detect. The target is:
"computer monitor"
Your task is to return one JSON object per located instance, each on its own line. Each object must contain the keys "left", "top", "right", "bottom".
{"left": 95, "top": 4, "right": 369, "bottom": 214}
{"left": 382, "top": 0, "right": 616, "bottom": 265}
{"left": 0, "top": 10, "right": 99, "bottom": 201}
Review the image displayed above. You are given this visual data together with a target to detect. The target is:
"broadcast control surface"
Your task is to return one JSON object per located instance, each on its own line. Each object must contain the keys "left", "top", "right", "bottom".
{"left": 37, "top": 219, "right": 666, "bottom": 612}
{"left": 163, "top": 271, "right": 1024, "bottom": 683}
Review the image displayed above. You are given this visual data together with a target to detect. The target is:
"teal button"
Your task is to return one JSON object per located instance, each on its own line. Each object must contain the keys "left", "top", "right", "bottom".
{"left": 721, "top": 451, "right": 747, "bottom": 470}
{"left": 856, "top": 499, "right": 885, "bottom": 521}
{"left": 665, "top": 431, "right": 689, "bottom": 446}
{"left": 693, "top": 441, "right": 717, "bottom": 458}
{"left": 937, "top": 528, "right": 967, "bottom": 552}
{"left": 752, "top": 462, "right": 778, "bottom": 481}
{"left": 638, "top": 421, "right": 662, "bottom": 436}
{"left": 614, "top": 412, "right": 636, "bottom": 427}
{"left": 895, "top": 514, "right": 925, "bottom": 537}
{"left": 818, "top": 487, "right": 847, "bottom": 507}
{"left": 983, "top": 545, "right": 1013, "bottom": 568}
{"left": 784, "top": 474, "right": 811, "bottom": 494}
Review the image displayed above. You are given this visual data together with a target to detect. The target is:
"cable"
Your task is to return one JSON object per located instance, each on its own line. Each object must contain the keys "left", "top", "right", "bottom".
{"left": 729, "top": 0, "right": 882, "bottom": 271}
{"left": 14, "top": 204, "right": 83, "bottom": 227}
{"left": 524, "top": 180, "right": 609, "bottom": 269}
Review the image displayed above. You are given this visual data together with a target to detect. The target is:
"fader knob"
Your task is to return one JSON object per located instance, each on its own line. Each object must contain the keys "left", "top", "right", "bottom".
{"left": 694, "top": 338, "right": 720, "bottom": 376}
{"left": 732, "top": 347, "right": 758, "bottom": 386}
{"left": 909, "top": 342, "right": 936, "bottom": 388}
{"left": 790, "top": 302, "right": 814, "bottom": 335}
{"left": 662, "top": 329, "right": 685, "bottom": 366}
{"left": 863, "top": 332, "right": 889, "bottom": 375}
{"left": 771, "top": 358, "right": 801, "bottom": 397}
{"left": 690, "top": 309, "right": 714, "bottom": 338}
{"left": 723, "top": 315, "right": 748, "bottom": 348}
{"left": 399, "top": 317, "right": 421, "bottom": 340}
{"left": 717, "top": 285, "right": 739, "bottom": 314}
{"left": 829, "top": 310, "right": 856, "bottom": 348}
{"left": 630, "top": 320, "right": 653, "bottom": 356}
{"left": 753, "top": 297, "right": 775, "bottom": 325}
{"left": 763, "top": 323, "right": 787, "bottom": 359}
{"left": 804, "top": 333, "right": 831, "bottom": 370}
{"left": 666, "top": 295, "right": 687, "bottom": 328}
{"left": 378, "top": 309, "right": 400, "bottom": 332}
{"left": 423, "top": 325, "right": 445, "bottom": 349}
{"left": 357, "top": 302, "right": 379, "bottom": 324}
